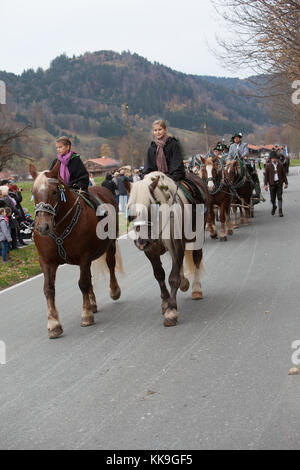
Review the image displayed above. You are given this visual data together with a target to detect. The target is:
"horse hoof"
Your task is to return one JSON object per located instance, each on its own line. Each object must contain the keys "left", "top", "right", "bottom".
{"left": 164, "top": 309, "right": 178, "bottom": 327}
{"left": 81, "top": 317, "right": 95, "bottom": 328}
{"left": 228, "top": 230, "right": 233, "bottom": 236}
{"left": 210, "top": 234, "right": 218, "bottom": 240}
{"left": 91, "top": 304, "right": 98, "bottom": 314}
{"left": 233, "top": 225, "right": 239, "bottom": 230}
{"left": 180, "top": 278, "right": 190, "bottom": 292}
{"left": 48, "top": 325, "right": 64, "bottom": 339}
{"left": 220, "top": 236, "right": 227, "bottom": 242}
{"left": 192, "top": 291, "right": 203, "bottom": 300}
{"left": 110, "top": 287, "right": 121, "bottom": 301}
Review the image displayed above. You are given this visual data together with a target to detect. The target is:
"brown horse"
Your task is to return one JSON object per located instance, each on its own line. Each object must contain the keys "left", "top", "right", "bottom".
{"left": 126, "top": 171, "right": 209, "bottom": 327}
{"left": 225, "top": 159, "right": 253, "bottom": 228}
{"left": 30, "top": 162, "right": 123, "bottom": 339}
{"left": 199, "top": 157, "right": 233, "bottom": 241}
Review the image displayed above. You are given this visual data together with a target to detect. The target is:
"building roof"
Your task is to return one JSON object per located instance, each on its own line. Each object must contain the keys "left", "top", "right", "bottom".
{"left": 85, "top": 157, "right": 120, "bottom": 167}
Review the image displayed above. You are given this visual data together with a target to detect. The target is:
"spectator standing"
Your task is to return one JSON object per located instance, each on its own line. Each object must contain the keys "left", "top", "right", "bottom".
{"left": 117, "top": 170, "right": 129, "bottom": 213}
{"left": 0, "top": 208, "right": 12, "bottom": 263}
{"left": 102, "top": 173, "right": 117, "bottom": 198}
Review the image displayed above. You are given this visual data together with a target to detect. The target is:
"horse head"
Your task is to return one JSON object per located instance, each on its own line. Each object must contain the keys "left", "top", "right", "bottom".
{"left": 199, "top": 156, "right": 219, "bottom": 192}
{"left": 30, "top": 161, "right": 67, "bottom": 236}
{"left": 225, "top": 160, "right": 239, "bottom": 184}
{"left": 127, "top": 172, "right": 178, "bottom": 252}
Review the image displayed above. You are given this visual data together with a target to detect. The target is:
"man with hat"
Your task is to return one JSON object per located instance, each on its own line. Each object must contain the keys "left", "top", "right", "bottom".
{"left": 228, "top": 132, "right": 249, "bottom": 161}
{"left": 264, "top": 150, "right": 288, "bottom": 217}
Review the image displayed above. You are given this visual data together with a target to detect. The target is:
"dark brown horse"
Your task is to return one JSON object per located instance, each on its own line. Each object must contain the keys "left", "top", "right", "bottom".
{"left": 199, "top": 157, "right": 233, "bottom": 241}
{"left": 126, "top": 171, "right": 209, "bottom": 327}
{"left": 225, "top": 159, "right": 253, "bottom": 228}
{"left": 30, "top": 162, "right": 123, "bottom": 339}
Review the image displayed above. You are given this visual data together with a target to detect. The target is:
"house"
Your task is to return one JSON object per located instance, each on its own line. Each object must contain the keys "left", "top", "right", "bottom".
{"left": 84, "top": 157, "right": 121, "bottom": 177}
{"left": 248, "top": 144, "right": 280, "bottom": 159}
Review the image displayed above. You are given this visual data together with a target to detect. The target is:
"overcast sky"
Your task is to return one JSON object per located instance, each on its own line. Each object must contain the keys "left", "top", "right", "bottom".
{"left": 1, "top": 0, "right": 246, "bottom": 78}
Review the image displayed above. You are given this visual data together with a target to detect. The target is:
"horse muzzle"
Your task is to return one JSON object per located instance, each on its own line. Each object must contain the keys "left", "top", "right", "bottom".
{"left": 135, "top": 238, "right": 150, "bottom": 252}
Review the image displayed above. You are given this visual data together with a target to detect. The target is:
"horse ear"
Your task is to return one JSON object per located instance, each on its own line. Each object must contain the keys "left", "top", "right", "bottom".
{"left": 45, "top": 160, "right": 60, "bottom": 179}
{"left": 149, "top": 176, "right": 160, "bottom": 192}
{"left": 124, "top": 178, "right": 132, "bottom": 194}
{"left": 29, "top": 164, "right": 39, "bottom": 181}
{"left": 200, "top": 157, "right": 206, "bottom": 165}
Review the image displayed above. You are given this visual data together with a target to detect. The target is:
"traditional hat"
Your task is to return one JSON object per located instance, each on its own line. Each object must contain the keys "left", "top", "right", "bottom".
{"left": 214, "top": 142, "right": 224, "bottom": 151}
{"left": 270, "top": 150, "right": 280, "bottom": 160}
{"left": 231, "top": 132, "right": 243, "bottom": 143}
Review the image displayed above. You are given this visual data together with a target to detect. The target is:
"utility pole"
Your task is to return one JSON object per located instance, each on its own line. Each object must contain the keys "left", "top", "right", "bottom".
{"left": 123, "top": 102, "right": 133, "bottom": 169}
{"left": 203, "top": 122, "right": 209, "bottom": 154}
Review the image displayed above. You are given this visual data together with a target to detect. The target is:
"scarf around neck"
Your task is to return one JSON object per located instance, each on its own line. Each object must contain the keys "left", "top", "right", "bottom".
{"left": 155, "top": 135, "right": 169, "bottom": 173}
{"left": 57, "top": 151, "right": 73, "bottom": 184}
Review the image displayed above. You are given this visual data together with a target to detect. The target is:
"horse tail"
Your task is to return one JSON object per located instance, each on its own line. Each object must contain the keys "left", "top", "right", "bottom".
{"left": 91, "top": 241, "right": 124, "bottom": 283}
{"left": 115, "top": 241, "right": 125, "bottom": 275}
{"left": 91, "top": 254, "right": 108, "bottom": 283}
{"left": 184, "top": 250, "right": 204, "bottom": 279}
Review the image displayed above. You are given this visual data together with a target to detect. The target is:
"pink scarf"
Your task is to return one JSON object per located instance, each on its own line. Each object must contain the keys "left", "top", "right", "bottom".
{"left": 155, "top": 136, "right": 169, "bottom": 173}
{"left": 57, "top": 151, "right": 73, "bottom": 184}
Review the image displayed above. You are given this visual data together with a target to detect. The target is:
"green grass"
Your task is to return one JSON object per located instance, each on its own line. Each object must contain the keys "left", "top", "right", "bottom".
{"left": 0, "top": 244, "right": 41, "bottom": 290}
{"left": 18, "top": 181, "right": 34, "bottom": 216}
{"left": 290, "top": 159, "right": 300, "bottom": 167}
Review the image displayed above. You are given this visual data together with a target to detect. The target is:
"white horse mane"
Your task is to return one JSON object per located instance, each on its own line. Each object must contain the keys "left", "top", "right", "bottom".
{"left": 128, "top": 172, "right": 183, "bottom": 208}
{"left": 33, "top": 171, "right": 59, "bottom": 194}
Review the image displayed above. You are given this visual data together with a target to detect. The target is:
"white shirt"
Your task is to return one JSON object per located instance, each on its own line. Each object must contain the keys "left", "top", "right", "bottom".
{"left": 272, "top": 162, "right": 279, "bottom": 182}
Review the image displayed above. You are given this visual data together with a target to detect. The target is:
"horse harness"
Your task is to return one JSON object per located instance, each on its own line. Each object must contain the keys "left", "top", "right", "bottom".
{"left": 34, "top": 179, "right": 101, "bottom": 264}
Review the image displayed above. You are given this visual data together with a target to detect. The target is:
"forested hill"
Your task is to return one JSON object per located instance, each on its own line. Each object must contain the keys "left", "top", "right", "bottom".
{"left": 0, "top": 50, "right": 270, "bottom": 138}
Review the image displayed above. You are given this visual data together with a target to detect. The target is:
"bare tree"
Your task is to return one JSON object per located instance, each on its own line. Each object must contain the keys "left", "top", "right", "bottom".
{"left": 213, "top": 0, "right": 300, "bottom": 127}
{"left": 0, "top": 124, "right": 30, "bottom": 172}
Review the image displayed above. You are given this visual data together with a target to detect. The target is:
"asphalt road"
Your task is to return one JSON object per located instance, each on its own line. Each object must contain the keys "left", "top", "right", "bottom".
{"left": 0, "top": 168, "right": 300, "bottom": 450}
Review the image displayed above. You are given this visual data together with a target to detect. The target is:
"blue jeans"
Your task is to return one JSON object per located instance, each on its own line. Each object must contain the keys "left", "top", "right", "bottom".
{"left": 119, "top": 195, "right": 128, "bottom": 213}
{"left": 1, "top": 241, "right": 9, "bottom": 262}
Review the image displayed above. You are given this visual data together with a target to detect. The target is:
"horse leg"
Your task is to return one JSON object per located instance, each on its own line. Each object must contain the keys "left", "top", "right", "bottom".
{"left": 40, "top": 258, "right": 63, "bottom": 339}
{"left": 208, "top": 207, "right": 218, "bottom": 239}
{"left": 79, "top": 261, "right": 95, "bottom": 327}
{"left": 240, "top": 198, "right": 246, "bottom": 225}
{"left": 219, "top": 203, "right": 227, "bottom": 242}
{"left": 89, "top": 285, "right": 98, "bottom": 314}
{"left": 106, "top": 242, "right": 121, "bottom": 301}
{"left": 226, "top": 204, "right": 233, "bottom": 235}
{"left": 180, "top": 265, "right": 190, "bottom": 292}
{"left": 145, "top": 248, "right": 170, "bottom": 315}
{"left": 165, "top": 247, "right": 184, "bottom": 327}
{"left": 233, "top": 204, "right": 239, "bottom": 229}
{"left": 192, "top": 249, "right": 203, "bottom": 300}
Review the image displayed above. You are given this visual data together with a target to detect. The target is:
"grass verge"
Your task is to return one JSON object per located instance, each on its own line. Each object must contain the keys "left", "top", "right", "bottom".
{"left": 0, "top": 244, "right": 41, "bottom": 290}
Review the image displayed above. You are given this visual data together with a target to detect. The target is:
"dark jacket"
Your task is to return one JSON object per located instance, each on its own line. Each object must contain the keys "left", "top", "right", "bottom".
{"left": 144, "top": 137, "right": 185, "bottom": 182}
{"left": 117, "top": 175, "right": 129, "bottom": 196}
{"left": 50, "top": 153, "right": 90, "bottom": 191}
{"left": 264, "top": 162, "right": 288, "bottom": 186}
{"left": 102, "top": 175, "right": 117, "bottom": 196}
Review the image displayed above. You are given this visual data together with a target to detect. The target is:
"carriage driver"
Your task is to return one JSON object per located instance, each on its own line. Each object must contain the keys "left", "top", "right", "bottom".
{"left": 228, "top": 132, "right": 249, "bottom": 162}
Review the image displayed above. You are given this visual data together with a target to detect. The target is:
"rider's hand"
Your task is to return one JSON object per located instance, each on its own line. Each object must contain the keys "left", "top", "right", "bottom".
{"left": 264, "top": 185, "right": 268, "bottom": 192}
{"left": 284, "top": 184, "right": 288, "bottom": 190}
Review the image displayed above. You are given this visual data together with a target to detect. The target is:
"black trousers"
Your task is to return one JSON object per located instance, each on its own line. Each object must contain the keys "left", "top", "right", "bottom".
{"left": 270, "top": 182, "right": 283, "bottom": 208}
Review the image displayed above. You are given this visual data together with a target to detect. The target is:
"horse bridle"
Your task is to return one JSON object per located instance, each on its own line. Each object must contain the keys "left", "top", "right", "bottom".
{"left": 34, "top": 178, "right": 80, "bottom": 229}
{"left": 34, "top": 178, "right": 82, "bottom": 263}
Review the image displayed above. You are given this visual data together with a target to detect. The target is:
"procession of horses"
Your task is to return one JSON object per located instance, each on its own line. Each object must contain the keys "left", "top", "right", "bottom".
{"left": 29, "top": 134, "right": 271, "bottom": 339}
